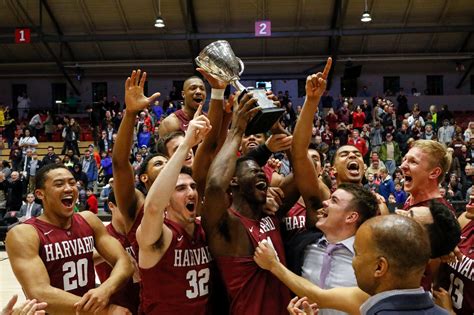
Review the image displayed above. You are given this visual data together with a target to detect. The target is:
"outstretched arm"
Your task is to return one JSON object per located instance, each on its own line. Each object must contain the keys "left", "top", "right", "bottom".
{"left": 113, "top": 70, "right": 160, "bottom": 231}
{"left": 292, "top": 58, "right": 332, "bottom": 227}
{"left": 137, "top": 106, "right": 211, "bottom": 251}
{"left": 203, "top": 93, "right": 260, "bottom": 232}
{"left": 254, "top": 241, "right": 367, "bottom": 315}
{"left": 193, "top": 68, "right": 227, "bottom": 204}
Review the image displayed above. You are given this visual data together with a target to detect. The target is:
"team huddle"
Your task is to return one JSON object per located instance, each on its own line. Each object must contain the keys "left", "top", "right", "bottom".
{"left": 4, "top": 58, "right": 473, "bottom": 315}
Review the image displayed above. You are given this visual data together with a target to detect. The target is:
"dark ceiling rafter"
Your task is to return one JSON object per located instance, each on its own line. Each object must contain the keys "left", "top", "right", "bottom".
{"left": 456, "top": 59, "right": 473, "bottom": 89}
{"left": 325, "top": 0, "right": 348, "bottom": 89}
{"left": 425, "top": 0, "right": 451, "bottom": 52}
{"left": 114, "top": 0, "right": 140, "bottom": 59}
{"left": 179, "top": 0, "right": 200, "bottom": 65}
{"left": 40, "top": 0, "right": 76, "bottom": 60}
{"left": 77, "top": 0, "right": 105, "bottom": 60}
{"left": 4, "top": 24, "right": 472, "bottom": 44}
{"left": 458, "top": 32, "right": 472, "bottom": 52}
{"left": 7, "top": 0, "right": 80, "bottom": 95}
{"left": 392, "top": 0, "right": 414, "bottom": 53}
{"left": 292, "top": 0, "right": 305, "bottom": 55}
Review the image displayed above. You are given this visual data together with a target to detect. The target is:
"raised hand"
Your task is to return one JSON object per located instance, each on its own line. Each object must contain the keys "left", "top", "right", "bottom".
{"left": 266, "top": 134, "right": 293, "bottom": 153}
{"left": 1, "top": 295, "right": 47, "bottom": 315}
{"left": 184, "top": 104, "right": 212, "bottom": 148}
{"left": 287, "top": 296, "right": 319, "bottom": 315}
{"left": 196, "top": 68, "right": 227, "bottom": 89}
{"left": 231, "top": 92, "right": 261, "bottom": 133}
{"left": 305, "top": 57, "right": 332, "bottom": 99}
{"left": 124, "top": 69, "right": 161, "bottom": 114}
{"left": 253, "top": 240, "right": 279, "bottom": 271}
{"left": 74, "top": 286, "right": 110, "bottom": 314}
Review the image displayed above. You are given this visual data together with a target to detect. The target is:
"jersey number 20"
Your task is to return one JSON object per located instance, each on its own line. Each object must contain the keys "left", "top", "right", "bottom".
{"left": 63, "top": 258, "right": 88, "bottom": 291}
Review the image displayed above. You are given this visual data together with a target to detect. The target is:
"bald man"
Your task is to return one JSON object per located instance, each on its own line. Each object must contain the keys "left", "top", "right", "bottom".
{"left": 254, "top": 215, "right": 450, "bottom": 315}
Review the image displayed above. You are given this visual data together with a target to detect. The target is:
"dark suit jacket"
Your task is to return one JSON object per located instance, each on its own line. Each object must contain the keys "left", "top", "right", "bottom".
{"left": 365, "top": 291, "right": 449, "bottom": 315}
{"left": 17, "top": 202, "right": 42, "bottom": 218}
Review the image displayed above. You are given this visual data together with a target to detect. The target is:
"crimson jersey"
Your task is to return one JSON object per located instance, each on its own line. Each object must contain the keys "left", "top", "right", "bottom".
{"left": 139, "top": 218, "right": 211, "bottom": 315}
{"left": 174, "top": 109, "right": 192, "bottom": 132}
{"left": 95, "top": 223, "right": 140, "bottom": 315}
{"left": 24, "top": 214, "right": 95, "bottom": 297}
{"left": 215, "top": 208, "right": 291, "bottom": 315}
{"left": 281, "top": 201, "right": 306, "bottom": 241}
{"left": 439, "top": 219, "right": 474, "bottom": 315}
{"left": 127, "top": 205, "right": 144, "bottom": 261}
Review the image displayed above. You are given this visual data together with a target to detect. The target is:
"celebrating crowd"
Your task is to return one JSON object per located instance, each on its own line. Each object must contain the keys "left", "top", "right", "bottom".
{"left": 2, "top": 58, "right": 473, "bottom": 315}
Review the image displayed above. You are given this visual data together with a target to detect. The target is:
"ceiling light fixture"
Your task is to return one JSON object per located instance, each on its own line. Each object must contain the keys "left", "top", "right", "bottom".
{"left": 154, "top": 0, "right": 165, "bottom": 28}
{"left": 361, "top": 0, "right": 372, "bottom": 23}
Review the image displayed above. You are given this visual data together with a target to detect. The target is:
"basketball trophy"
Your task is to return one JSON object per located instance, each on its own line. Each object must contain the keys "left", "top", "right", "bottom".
{"left": 195, "top": 40, "right": 285, "bottom": 135}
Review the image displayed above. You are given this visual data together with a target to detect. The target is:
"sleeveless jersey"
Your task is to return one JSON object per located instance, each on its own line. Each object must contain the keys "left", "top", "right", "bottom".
{"left": 439, "top": 219, "right": 474, "bottom": 315}
{"left": 139, "top": 218, "right": 211, "bottom": 315}
{"left": 215, "top": 208, "right": 292, "bottom": 315}
{"left": 174, "top": 109, "right": 191, "bottom": 132}
{"left": 24, "top": 214, "right": 95, "bottom": 297}
{"left": 95, "top": 223, "right": 140, "bottom": 315}
{"left": 127, "top": 205, "right": 144, "bottom": 261}
{"left": 281, "top": 201, "right": 306, "bottom": 242}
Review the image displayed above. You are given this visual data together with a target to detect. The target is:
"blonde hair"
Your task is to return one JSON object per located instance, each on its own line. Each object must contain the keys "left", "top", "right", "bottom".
{"left": 412, "top": 140, "right": 451, "bottom": 183}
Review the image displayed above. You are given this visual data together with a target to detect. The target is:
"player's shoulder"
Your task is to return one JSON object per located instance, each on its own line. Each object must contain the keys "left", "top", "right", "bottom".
{"left": 6, "top": 223, "right": 39, "bottom": 247}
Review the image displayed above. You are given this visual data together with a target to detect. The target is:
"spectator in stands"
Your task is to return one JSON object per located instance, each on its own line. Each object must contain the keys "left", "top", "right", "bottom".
{"left": 348, "top": 129, "right": 368, "bottom": 157}
{"left": 337, "top": 101, "right": 350, "bottom": 125}
{"left": 447, "top": 147, "right": 461, "bottom": 181}
{"left": 86, "top": 105, "right": 100, "bottom": 145}
{"left": 396, "top": 88, "right": 409, "bottom": 116}
{"left": 137, "top": 124, "right": 151, "bottom": 148}
{"left": 148, "top": 125, "right": 160, "bottom": 154}
{"left": 98, "top": 129, "right": 112, "bottom": 154}
{"left": 407, "top": 104, "right": 425, "bottom": 128}
{"left": 18, "top": 128, "right": 38, "bottom": 155}
{"left": 394, "top": 122, "right": 411, "bottom": 155}
{"left": 365, "top": 152, "right": 385, "bottom": 181}
{"left": 16, "top": 193, "right": 42, "bottom": 222}
{"left": 394, "top": 182, "right": 407, "bottom": 205}
{"left": 421, "top": 123, "right": 436, "bottom": 140}
{"left": 369, "top": 121, "right": 383, "bottom": 153}
{"left": 62, "top": 155, "right": 74, "bottom": 169}
{"left": 5, "top": 171, "right": 23, "bottom": 212}
{"left": 411, "top": 119, "right": 424, "bottom": 140}
{"left": 80, "top": 149, "right": 98, "bottom": 190}
{"left": 0, "top": 160, "right": 12, "bottom": 179}
{"left": 16, "top": 92, "right": 31, "bottom": 120}
{"left": 427, "top": 105, "right": 438, "bottom": 129}
{"left": 113, "top": 110, "right": 123, "bottom": 131}
{"left": 326, "top": 108, "right": 338, "bottom": 132}
{"left": 378, "top": 168, "right": 395, "bottom": 202}
{"left": 463, "top": 121, "right": 474, "bottom": 142}
{"left": 26, "top": 152, "right": 41, "bottom": 194}
{"left": 100, "top": 150, "right": 113, "bottom": 184}
{"left": 379, "top": 133, "right": 401, "bottom": 176}
{"left": 61, "top": 117, "right": 81, "bottom": 156}
{"left": 99, "top": 177, "right": 114, "bottom": 213}
{"left": 132, "top": 152, "right": 143, "bottom": 174}
{"left": 43, "top": 110, "right": 54, "bottom": 141}
{"left": 10, "top": 148, "right": 22, "bottom": 172}
{"left": 336, "top": 123, "right": 349, "bottom": 146}
{"left": 321, "top": 124, "right": 334, "bottom": 146}
{"left": 352, "top": 106, "right": 365, "bottom": 130}
{"left": 438, "top": 119, "right": 455, "bottom": 146}
{"left": 28, "top": 111, "right": 45, "bottom": 139}
{"left": 85, "top": 187, "right": 98, "bottom": 214}
{"left": 437, "top": 104, "right": 454, "bottom": 125}
{"left": 102, "top": 110, "right": 114, "bottom": 132}
{"left": 41, "top": 146, "right": 58, "bottom": 166}
{"left": 72, "top": 163, "right": 89, "bottom": 189}
{"left": 105, "top": 122, "right": 115, "bottom": 143}
{"left": 446, "top": 173, "right": 464, "bottom": 202}
{"left": 65, "top": 149, "right": 79, "bottom": 165}
{"left": 364, "top": 173, "right": 379, "bottom": 193}
{"left": 380, "top": 103, "right": 396, "bottom": 133}
{"left": 109, "top": 95, "right": 121, "bottom": 113}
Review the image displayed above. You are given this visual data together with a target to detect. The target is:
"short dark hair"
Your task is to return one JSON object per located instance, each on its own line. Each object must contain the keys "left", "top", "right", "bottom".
{"left": 36, "top": 164, "right": 71, "bottom": 189}
{"left": 338, "top": 183, "right": 378, "bottom": 227}
{"left": 156, "top": 131, "right": 185, "bottom": 156}
{"left": 137, "top": 153, "right": 168, "bottom": 178}
{"left": 425, "top": 200, "right": 461, "bottom": 258}
{"left": 235, "top": 156, "right": 259, "bottom": 175}
{"left": 180, "top": 166, "right": 193, "bottom": 177}
{"left": 368, "top": 215, "right": 431, "bottom": 277}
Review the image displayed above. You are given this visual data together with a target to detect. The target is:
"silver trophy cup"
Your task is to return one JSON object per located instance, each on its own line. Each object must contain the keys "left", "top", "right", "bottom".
{"left": 195, "top": 40, "right": 284, "bottom": 135}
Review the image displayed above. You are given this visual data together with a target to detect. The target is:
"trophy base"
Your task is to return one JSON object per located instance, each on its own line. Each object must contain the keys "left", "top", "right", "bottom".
{"left": 245, "top": 107, "right": 285, "bottom": 136}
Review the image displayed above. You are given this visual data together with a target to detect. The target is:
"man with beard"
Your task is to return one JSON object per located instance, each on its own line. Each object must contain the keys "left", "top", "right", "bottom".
{"left": 203, "top": 92, "right": 292, "bottom": 314}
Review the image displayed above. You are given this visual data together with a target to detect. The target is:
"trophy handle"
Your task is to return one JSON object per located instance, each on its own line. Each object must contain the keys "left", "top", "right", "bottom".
{"left": 237, "top": 58, "right": 245, "bottom": 76}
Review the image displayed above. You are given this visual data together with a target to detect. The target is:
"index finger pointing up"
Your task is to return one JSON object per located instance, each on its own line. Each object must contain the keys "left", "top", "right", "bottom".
{"left": 194, "top": 104, "right": 203, "bottom": 119}
{"left": 322, "top": 57, "right": 332, "bottom": 79}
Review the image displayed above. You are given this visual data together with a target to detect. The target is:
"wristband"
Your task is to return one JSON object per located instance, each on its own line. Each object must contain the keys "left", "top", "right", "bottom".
{"left": 211, "top": 88, "right": 225, "bottom": 100}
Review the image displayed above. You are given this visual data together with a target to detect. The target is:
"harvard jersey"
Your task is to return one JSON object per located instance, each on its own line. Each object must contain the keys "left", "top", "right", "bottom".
{"left": 95, "top": 223, "right": 140, "bottom": 315}
{"left": 139, "top": 218, "right": 211, "bottom": 315}
{"left": 127, "top": 205, "right": 144, "bottom": 261}
{"left": 215, "top": 208, "right": 291, "bottom": 315}
{"left": 24, "top": 214, "right": 95, "bottom": 297}
{"left": 439, "top": 219, "right": 474, "bottom": 315}
{"left": 281, "top": 201, "right": 306, "bottom": 241}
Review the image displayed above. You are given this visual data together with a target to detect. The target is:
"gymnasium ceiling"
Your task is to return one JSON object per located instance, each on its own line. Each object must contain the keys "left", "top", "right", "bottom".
{"left": 0, "top": 0, "right": 473, "bottom": 90}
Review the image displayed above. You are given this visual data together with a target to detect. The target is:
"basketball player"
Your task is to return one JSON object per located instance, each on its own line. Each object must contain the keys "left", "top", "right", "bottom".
{"left": 94, "top": 190, "right": 140, "bottom": 314}
{"left": 137, "top": 105, "right": 212, "bottom": 314}
{"left": 203, "top": 92, "right": 292, "bottom": 314}
{"left": 6, "top": 164, "right": 133, "bottom": 314}
{"left": 435, "top": 188, "right": 474, "bottom": 314}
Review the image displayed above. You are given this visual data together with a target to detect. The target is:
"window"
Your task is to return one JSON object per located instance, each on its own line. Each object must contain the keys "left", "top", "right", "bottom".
{"left": 341, "top": 78, "right": 357, "bottom": 97}
{"left": 426, "top": 75, "right": 443, "bottom": 95}
{"left": 298, "top": 79, "right": 306, "bottom": 98}
{"left": 383, "top": 76, "right": 400, "bottom": 96}
{"left": 51, "top": 83, "right": 67, "bottom": 106}
{"left": 92, "top": 82, "right": 107, "bottom": 103}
